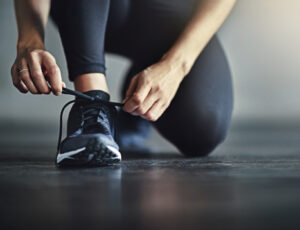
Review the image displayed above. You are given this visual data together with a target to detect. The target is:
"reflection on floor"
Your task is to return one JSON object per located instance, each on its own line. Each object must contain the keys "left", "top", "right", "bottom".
{"left": 1, "top": 120, "right": 300, "bottom": 230}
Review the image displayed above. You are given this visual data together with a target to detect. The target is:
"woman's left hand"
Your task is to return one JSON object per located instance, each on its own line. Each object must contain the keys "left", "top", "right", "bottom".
{"left": 122, "top": 58, "right": 185, "bottom": 121}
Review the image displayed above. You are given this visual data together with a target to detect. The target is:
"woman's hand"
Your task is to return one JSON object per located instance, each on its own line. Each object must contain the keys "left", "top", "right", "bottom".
{"left": 12, "top": 0, "right": 63, "bottom": 95}
{"left": 123, "top": 58, "right": 185, "bottom": 121}
{"left": 11, "top": 47, "right": 64, "bottom": 95}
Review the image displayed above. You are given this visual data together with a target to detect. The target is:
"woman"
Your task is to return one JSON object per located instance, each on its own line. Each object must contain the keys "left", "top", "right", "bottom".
{"left": 11, "top": 0, "right": 235, "bottom": 166}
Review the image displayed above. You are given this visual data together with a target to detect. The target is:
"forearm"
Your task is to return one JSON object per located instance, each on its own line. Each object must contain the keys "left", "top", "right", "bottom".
{"left": 14, "top": 0, "right": 51, "bottom": 51}
{"left": 163, "top": 0, "right": 236, "bottom": 78}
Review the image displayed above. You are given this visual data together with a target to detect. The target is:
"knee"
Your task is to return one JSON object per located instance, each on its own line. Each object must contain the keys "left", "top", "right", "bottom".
{"left": 177, "top": 111, "right": 231, "bottom": 157}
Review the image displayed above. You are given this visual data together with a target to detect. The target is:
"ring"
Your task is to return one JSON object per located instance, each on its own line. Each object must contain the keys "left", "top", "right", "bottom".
{"left": 17, "top": 68, "right": 29, "bottom": 74}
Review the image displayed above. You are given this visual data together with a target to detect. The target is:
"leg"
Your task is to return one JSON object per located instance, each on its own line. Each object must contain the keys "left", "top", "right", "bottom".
{"left": 120, "top": 37, "right": 233, "bottom": 157}
{"left": 51, "top": 0, "right": 127, "bottom": 167}
{"left": 107, "top": 0, "right": 233, "bottom": 156}
{"left": 105, "top": 0, "right": 200, "bottom": 151}
{"left": 154, "top": 36, "right": 233, "bottom": 157}
{"left": 50, "top": 0, "right": 110, "bottom": 92}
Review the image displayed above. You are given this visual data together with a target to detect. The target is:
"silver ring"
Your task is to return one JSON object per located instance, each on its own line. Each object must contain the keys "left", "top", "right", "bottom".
{"left": 17, "top": 68, "right": 29, "bottom": 74}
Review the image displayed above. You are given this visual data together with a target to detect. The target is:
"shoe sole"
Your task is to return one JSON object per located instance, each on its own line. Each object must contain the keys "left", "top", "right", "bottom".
{"left": 56, "top": 137, "right": 121, "bottom": 167}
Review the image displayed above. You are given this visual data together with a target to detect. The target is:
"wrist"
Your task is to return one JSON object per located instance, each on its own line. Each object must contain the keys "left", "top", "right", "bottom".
{"left": 161, "top": 50, "right": 193, "bottom": 79}
{"left": 17, "top": 37, "right": 45, "bottom": 54}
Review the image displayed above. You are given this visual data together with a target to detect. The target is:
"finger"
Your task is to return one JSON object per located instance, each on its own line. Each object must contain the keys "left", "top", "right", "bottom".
{"left": 11, "top": 64, "right": 28, "bottom": 93}
{"left": 18, "top": 59, "right": 39, "bottom": 94}
{"left": 13, "top": 78, "right": 29, "bottom": 93}
{"left": 41, "top": 52, "right": 62, "bottom": 96}
{"left": 123, "top": 76, "right": 139, "bottom": 111}
{"left": 154, "top": 103, "right": 168, "bottom": 121}
{"left": 135, "top": 88, "right": 160, "bottom": 116}
{"left": 123, "top": 76, "right": 151, "bottom": 113}
{"left": 122, "top": 96, "right": 130, "bottom": 105}
{"left": 131, "top": 109, "right": 140, "bottom": 116}
{"left": 16, "top": 80, "right": 29, "bottom": 93}
{"left": 143, "top": 101, "right": 164, "bottom": 121}
{"left": 123, "top": 76, "right": 138, "bottom": 102}
{"left": 27, "top": 52, "right": 51, "bottom": 94}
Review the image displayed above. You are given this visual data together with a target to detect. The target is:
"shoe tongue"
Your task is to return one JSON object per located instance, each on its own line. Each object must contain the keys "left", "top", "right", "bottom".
{"left": 77, "top": 90, "right": 110, "bottom": 102}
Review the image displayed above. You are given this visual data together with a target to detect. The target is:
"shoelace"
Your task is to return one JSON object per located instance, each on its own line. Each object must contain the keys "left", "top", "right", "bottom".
{"left": 57, "top": 88, "right": 123, "bottom": 154}
{"left": 81, "top": 105, "right": 104, "bottom": 130}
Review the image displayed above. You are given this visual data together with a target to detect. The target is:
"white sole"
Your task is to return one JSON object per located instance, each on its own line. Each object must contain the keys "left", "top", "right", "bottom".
{"left": 56, "top": 138, "right": 121, "bottom": 167}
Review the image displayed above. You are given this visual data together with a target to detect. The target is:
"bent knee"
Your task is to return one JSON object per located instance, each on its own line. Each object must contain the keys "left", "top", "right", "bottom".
{"left": 176, "top": 113, "right": 230, "bottom": 157}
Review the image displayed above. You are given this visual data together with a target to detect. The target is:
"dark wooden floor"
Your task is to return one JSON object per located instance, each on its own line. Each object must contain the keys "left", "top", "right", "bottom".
{"left": 1, "top": 120, "right": 300, "bottom": 230}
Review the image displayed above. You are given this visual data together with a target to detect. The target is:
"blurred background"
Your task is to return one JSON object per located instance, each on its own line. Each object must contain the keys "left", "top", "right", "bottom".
{"left": 0, "top": 0, "right": 299, "bottom": 154}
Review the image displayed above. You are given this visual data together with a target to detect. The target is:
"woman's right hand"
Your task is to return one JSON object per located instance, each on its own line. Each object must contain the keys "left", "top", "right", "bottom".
{"left": 11, "top": 47, "right": 65, "bottom": 95}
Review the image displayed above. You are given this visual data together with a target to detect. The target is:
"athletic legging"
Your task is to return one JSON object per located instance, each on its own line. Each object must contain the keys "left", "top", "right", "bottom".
{"left": 50, "top": 0, "right": 233, "bottom": 157}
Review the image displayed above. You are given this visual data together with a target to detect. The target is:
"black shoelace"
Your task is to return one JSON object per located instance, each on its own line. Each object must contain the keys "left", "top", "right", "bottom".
{"left": 57, "top": 88, "right": 123, "bottom": 154}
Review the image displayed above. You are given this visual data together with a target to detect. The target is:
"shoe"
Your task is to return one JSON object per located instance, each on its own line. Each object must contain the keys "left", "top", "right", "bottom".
{"left": 56, "top": 90, "right": 121, "bottom": 167}
{"left": 116, "top": 109, "right": 152, "bottom": 154}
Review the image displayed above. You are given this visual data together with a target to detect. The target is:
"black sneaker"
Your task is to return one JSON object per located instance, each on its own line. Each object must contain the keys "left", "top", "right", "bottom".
{"left": 56, "top": 90, "right": 121, "bottom": 167}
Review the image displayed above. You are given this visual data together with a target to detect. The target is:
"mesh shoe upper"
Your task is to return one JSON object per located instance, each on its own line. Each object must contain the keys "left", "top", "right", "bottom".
{"left": 60, "top": 90, "right": 119, "bottom": 153}
{"left": 67, "top": 91, "right": 116, "bottom": 135}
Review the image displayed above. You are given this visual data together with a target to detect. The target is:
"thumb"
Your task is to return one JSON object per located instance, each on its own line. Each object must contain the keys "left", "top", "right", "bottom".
{"left": 123, "top": 76, "right": 138, "bottom": 103}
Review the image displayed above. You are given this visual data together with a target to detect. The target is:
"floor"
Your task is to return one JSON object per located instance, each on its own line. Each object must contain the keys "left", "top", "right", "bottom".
{"left": 1, "top": 120, "right": 300, "bottom": 230}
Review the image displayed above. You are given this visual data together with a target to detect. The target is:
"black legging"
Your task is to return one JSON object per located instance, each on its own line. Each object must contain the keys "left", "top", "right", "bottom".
{"left": 50, "top": 0, "right": 233, "bottom": 157}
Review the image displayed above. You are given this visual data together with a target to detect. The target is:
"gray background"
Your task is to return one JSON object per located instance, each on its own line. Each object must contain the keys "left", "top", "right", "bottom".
{"left": 0, "top": 0, "right": 299, "bottom": 152}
